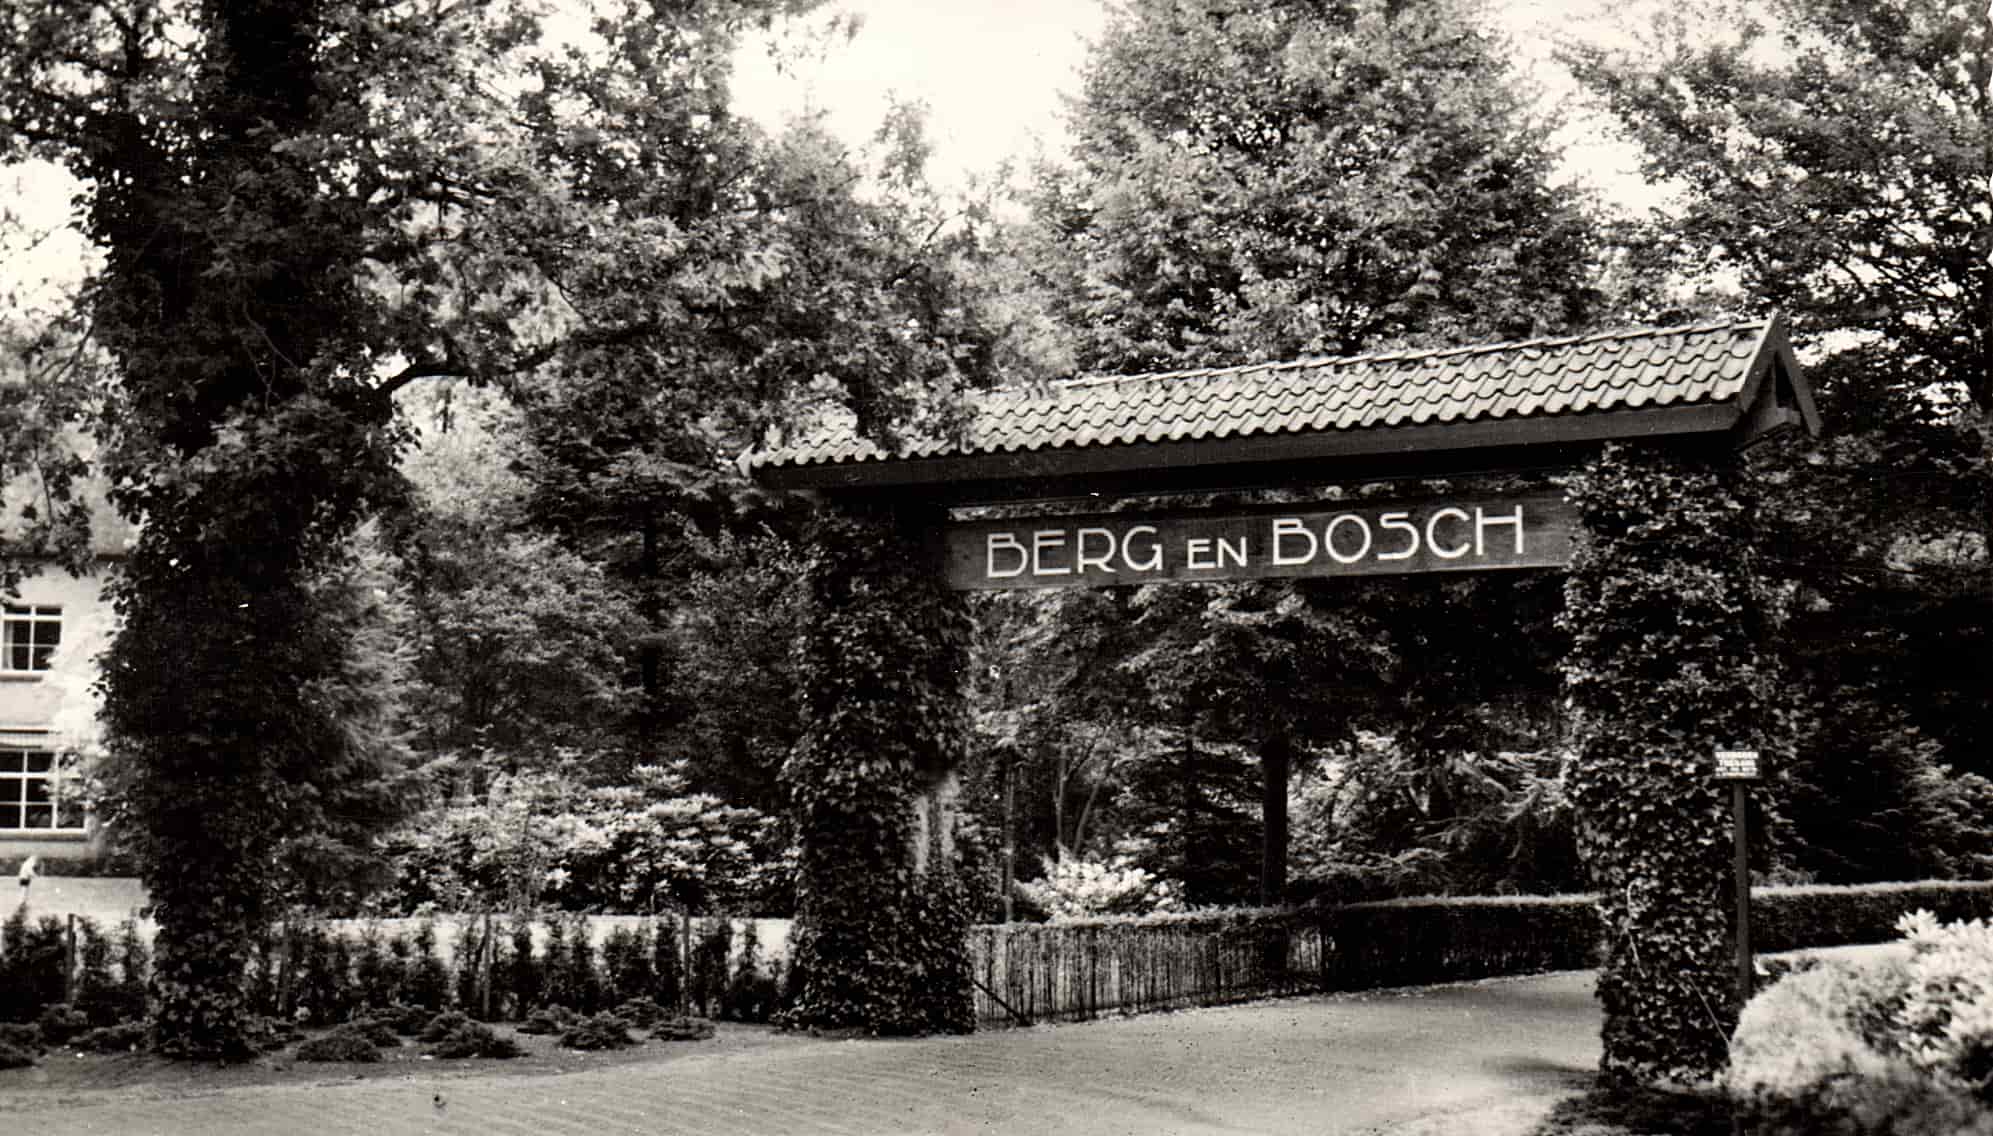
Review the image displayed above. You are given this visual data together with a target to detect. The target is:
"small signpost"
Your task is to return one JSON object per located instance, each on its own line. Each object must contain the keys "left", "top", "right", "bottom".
{"left": 1714, "top": 749, "right": 1762, "bottom": 1006}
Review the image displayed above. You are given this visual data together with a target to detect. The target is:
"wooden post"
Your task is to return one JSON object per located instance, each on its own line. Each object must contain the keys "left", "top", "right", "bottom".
{"left": 65, "top": 913, "right": 77, "bottom": 1003}
{"left": 1733, "top": 780, "right": 1752, "bottom": 1007}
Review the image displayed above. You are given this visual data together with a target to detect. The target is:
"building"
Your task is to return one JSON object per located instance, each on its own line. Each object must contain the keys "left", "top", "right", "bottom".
{"left": 1, "top": 480, "right": 128, "bottom": 870}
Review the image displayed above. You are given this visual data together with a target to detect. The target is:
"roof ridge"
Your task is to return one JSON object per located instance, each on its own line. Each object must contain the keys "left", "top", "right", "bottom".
{"left": 1020, "top": 315, "right": 1769, "bottom": 393}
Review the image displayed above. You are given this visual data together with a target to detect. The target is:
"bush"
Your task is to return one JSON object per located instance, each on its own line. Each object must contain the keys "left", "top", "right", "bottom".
{"left": 297, "top": 1033, "right": 382, "bottom": 1063}
{"left": 0, "top": 908, "right": 67, "bottom": 1024}
{"left": 721, "top": 921, "right": 781, "bottom": 1023}
{"left": 517, "top": 1005, "right": 575, "bottom": 1036}
{"left": 649, "top": 1015, "right": 716, "bottom": 1042}
{"left": 559, "top": 1012, "right": 635, "bottom": 1051}
{"left": 0, "top": 1021, "right": 43, "bottom": 1053}
{"left": 1727, "top": 910, "right": 1993, "bottom": 1133}
{"left": 36, "top": 1002, "right": 88, "bottom": 1046}
{"left": 331, "top": 1019, "right": 402, "bottom": 1048}
{"left": 611, "top": 998, "right": 668, "bottom": 1029}
{"left": 70, "top": 1021, "right": 148, "bottom": 1053}
{"left": 425, "top": 1022, "right": 522, "bottom": 1060}
{"left": 0, "top": 1039, "right": 33, "bottom": 1069}
{"left": 406, "top": 921, "right": 452, "bottom": 1012}
{"left": 418, "top": 1010, "right": 472, "bottom": 1043}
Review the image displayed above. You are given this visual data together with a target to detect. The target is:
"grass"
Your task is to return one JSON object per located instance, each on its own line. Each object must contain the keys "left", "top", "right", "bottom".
{"left": 1531, "top": 1084, "right": 1736, "bottom": 1136}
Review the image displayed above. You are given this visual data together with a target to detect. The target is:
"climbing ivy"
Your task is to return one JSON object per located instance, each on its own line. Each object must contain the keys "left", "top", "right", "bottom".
{"left": 783, "top": 503, "right": 975, "bottom": 1035}
{"left": 1558, "top": 443, "right": 1787, "bottom": 1084}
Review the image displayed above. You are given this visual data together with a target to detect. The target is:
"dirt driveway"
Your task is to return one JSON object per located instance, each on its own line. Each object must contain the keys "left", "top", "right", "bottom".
{"left": 6, "top": 969, "right": 1602, "bottom": 1135}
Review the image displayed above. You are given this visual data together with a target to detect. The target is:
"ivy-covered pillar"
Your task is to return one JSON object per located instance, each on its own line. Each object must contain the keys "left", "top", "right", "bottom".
{"left": 1558, "top": 442, "right": 1786, "bottom": 1084}
{"left": 783, "top": 500, "right": 975, "bottom": 1035}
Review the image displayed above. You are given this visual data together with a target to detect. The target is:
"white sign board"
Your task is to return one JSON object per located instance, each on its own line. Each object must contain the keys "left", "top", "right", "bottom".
{"left": 1714, "top": 750, "right": 1761, "bottom": 781}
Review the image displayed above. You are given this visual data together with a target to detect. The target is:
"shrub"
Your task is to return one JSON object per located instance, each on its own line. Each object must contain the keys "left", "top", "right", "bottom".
{"left": 601, "top": 924, "right": 655, "bottom": 1008}
{"left": 425, "top": 1022, "right": 522, "bottom": 1060}
{"left": 36, "top": 1003, "right": 88, "bottom": 1046}
{"left": 1728, "top": 910, "right": 1993, "bottom": 1133}
{"left": 517, "top": 1005, "right": 575, "bottom": 1036}
{"left": 418, "top": 1010, "right": 472, "bottom": 1043}
{"left": 405, "top": 921, "right": 451, "bottom": 1012}
{"left": 297, "top": 1033, "right": 382, "bottom": 1063}
{"left": 653, "top": 917, "right": 683, "bottom": 1012}
{"left": 721, "top": 921, "right": 780, "bottom": 1024}
{"left": 0, "top": 1039, "right": 33, "bottom": 1069}
{"left": 352, "top": 924, "right": 400, "bottom": 1009}
{"left": 0, "top": 1021, "right": 43, "bottom": 1053}
{"left": 649, "top": 1015, "right": 716, "bottom": 1042}
{"left": 559, "top": 1012, "right": 635, "bottom": 1051}
{"left": 70, "top": 1021, "right": 148, "bottom": 1053}
{"left": 688, "top": 918, "right": 730, "bottom": 1017}
{"left": 0, "top": 908, "right": 67, "bottom": 1024}
{"left": 503, "top": 915, "right": 540, "bottom": 1017}
{"left": 1015, "top": 854, "right": 1181, "bottom": 920}
{"left": 612, "top": 998, "right": 667, "bottom": 1029}
{"left": 331, "top": 1019, "right": 402, "bottom": 1048}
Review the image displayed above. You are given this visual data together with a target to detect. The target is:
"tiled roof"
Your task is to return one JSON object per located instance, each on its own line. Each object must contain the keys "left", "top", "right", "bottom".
{"left": 751, "top": 317, "right": 1786, "bottom": 472}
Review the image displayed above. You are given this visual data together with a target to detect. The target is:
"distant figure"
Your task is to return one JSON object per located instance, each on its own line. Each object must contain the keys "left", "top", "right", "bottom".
{"left": 16, "top": 854, "right": 37, "bottom": 896}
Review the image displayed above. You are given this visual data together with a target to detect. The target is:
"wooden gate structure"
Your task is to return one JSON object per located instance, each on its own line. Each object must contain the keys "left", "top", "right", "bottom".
{"left": 748, "top": 313, "right": 1819, "bottom": 1059}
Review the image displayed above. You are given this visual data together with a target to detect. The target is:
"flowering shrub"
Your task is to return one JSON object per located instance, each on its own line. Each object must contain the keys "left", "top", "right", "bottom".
{"left": 1894, "top": 911, "right": 1993, "bottom": 1099}
{"left": 1014, "top": 854, "right": 1182, "bottom": 921}
{"left": 1727, "top": 910, "right": 1993, "bottom": 1133}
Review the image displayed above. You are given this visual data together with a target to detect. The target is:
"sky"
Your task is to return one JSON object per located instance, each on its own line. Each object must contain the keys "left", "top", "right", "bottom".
{"left": 726, "top": 0, "right": 1659, "bottom": 204}
{"left": 0, "top": 0, "right": 1662, "bottom": 298}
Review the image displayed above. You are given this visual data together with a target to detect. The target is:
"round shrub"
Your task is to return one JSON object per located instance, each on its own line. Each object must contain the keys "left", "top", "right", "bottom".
{"left": 0, "top": 1039, "right": 35, "bottom": 1069}
{"left": 35, "top": 1003, "right": 87, "bottom": 1046}
{"left": 297, "top": 1033, "right": 383, "bottom": 1063}
{"left": 559, "top": 1013, "right": 635, "bottom": 1051}
{"left": 331, "top": 1019, "right": 401, "bottom": 1048}
{"left": 517, "top": 1006, "right": 574, "bottom": 1036}
{"left": 417, "top": 1010, "right": 472, "bottom": 1043}
{"left": 425, "top": 1022, "right": 522, "bottom": 1060}
{"left": 1728, "top": 911, "right": 1993, "bottom": 1133}
{"left": 650, "top": 1015, "right": 716, "bottom": 1042}
{"left": 70, "top": 1021, "right": 148, "bottom": 1053}
{"left": 0, "top": 1022, "right": 43, "bottom": 1054}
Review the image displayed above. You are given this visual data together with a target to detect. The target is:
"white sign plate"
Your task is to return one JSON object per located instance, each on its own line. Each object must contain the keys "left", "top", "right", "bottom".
{"left": 1714, "top": 750, "right": 1761, "bottom": 781}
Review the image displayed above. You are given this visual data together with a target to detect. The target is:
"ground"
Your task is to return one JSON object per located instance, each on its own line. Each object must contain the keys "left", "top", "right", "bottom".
{"left": 0, "top": 1018, "right": 809, "bottom": 1111}
{"left": 0, "top": 970, "right": 1605, "bottom": 1135}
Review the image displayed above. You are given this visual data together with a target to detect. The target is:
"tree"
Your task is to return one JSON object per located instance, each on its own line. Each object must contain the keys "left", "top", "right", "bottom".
{"left": 0, "top": 0, "right": 1005, "bottom": 1055}
{"left": 1568, "top": 0, "right": 1993, "bottom": 892}
{"left": 1023, "top": 0, "right": 1603, "bottom": 376}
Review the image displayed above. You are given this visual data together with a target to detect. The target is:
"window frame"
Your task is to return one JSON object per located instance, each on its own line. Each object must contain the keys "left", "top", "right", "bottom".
{"left": 0, "top": 738, "right": 87, "bottom": 834}
{"left": 1, "top": 603, "right": 62, "bottom": 676}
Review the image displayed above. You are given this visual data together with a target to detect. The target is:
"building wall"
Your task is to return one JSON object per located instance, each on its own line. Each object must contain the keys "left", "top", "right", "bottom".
{"left": 1, "top": 561, "right": 117, "bottom": 865}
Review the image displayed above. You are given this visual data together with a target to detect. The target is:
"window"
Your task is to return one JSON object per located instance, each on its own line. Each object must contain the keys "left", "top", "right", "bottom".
{"left": 0, "top": 747, "right": 85, "bottom": 832}
{"left": 2, "top": 604, "right": 61, "bottom": 674}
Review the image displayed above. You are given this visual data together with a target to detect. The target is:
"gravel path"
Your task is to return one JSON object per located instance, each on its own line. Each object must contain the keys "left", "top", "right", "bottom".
{"left": 9, "top": 969, "right": 1603, "bottom": 1135}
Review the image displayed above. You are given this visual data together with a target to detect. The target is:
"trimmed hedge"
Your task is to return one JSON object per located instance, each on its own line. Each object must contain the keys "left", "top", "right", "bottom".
{"left": 966, "top": 881, "right": 1993, "bottom": 1027}
{"left": 1751, "top": 881, "right": 1993, "bottom": 953}
{"left": 1323, "top": 894, "right": 1601, "bottom": 989}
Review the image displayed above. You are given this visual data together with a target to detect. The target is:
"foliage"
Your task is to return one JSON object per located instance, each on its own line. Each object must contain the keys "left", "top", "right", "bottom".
{"left": 296, "top": 1033, "right": 382, "bottom": 1064}
{"left": 1569, "top": 0, "right": 1993, "bottom": 886}
{"left": 0, "top": 908, "right": 64, "bottom": 1023}
{"left": 1292, "top": 733, "right": 1583, "bottom": 903}
{"left": 1022, "top": 0, "right": 1601, "bottom": 376}
{"left": 0, "top": 1038, "right": 33, "bottom": 1069}
{"left": 1014, "top": 853, "right": 1181, "bottom": 921}
{"left": 424, "top": 1021, "right": 523, "bottom": 1059}
{"left": 68, "top": 1021, "right": 146, "bottom": 1054}
{"left": 783, "top": 505, "right": 975, "bottom": 1035}
{"left": 1727, "top": 912, "right": 1993, "bottom": 1134}
{"left": 1558, "top": 444, "right": 1789, "bottom": 1084}
{"left": 376, "top": 763, "right": 787, "bottom": 916}
{"left": 558, "top": 1011, "right": 635, "bottom": 1051}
